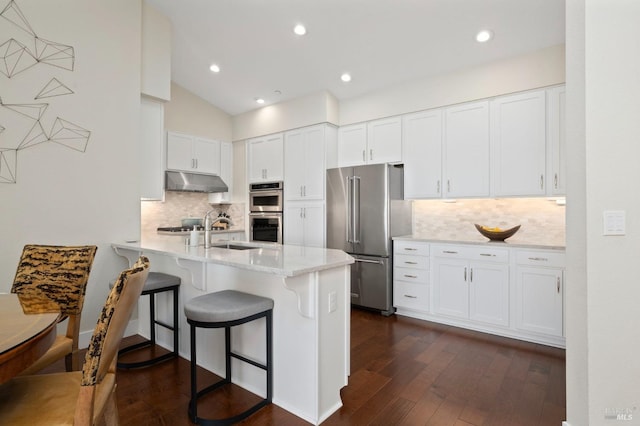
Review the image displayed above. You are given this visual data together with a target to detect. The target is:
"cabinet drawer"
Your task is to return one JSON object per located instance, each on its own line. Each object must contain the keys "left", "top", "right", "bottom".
{"left": 394, "top": 267, "right": 428, "bottom": 284}
{"left": 394, "top": 254, "right": 429, "bottom": 270}
{"left": 394, "top": 281, "right": 429, "bottom": 311}
{"left": 394, "top": 240, "right": 429, "bottom": 256}
{"left": 432, "top": 244, "right": 508, "bottom": 262}
{"left": 516, "top": 250, "right": 565, "bottom": 267}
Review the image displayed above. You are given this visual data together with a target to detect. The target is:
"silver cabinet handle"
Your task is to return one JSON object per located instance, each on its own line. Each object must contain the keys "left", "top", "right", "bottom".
{"left": 437, "top": 180, "right": 440, "bottom": 194}
{"left": 303, "top": 208, "right": 306, "bottom": 219}
{"left": 464, "top": 267, "right": 467, "bottom": 281}
{"left": 557, "top": 277, "right": 561, "bottom": 293}
{"left": 299, "top": 208, "right": 303, "bottom": 218}
{"left": 403, "top": 247, "right": 417, "bottom": 251}
{"left": 443, "top": 250, "right": 458, "bottom": 254}
{"left": 303, "top": 185, "right": 306, "bottom": 197}
{"left": 404, "top": 261, "right": 418, "bottom": 265}
{"left": 404, "top": 274, "right": 418, "bottom": 278}
{"left": 369, "top": 149, "right": 373, "bottom": 160}
{"left": 362, "top": 150, "right": 365, "bottom": 161}
{"left": 554, "top": 173, "right": 558, "bottom": 189}
{"left": 480, "top": 253, "right": 496, "bottom": 257}
{"left": 470, "top": 268, "right": 473, "bottom": 282}
{"left": 540, "top": 174, "right": 544, "bottom": 189}
{"left": 447, "top": 179, "right": 451, "bottom": 193}
{"left": 403, "top": 294, "right": 417, "bottom": 299}
{"left": 528, "top": 257, "right": 549, "bottom": 262}
{"left": 195, "top": 159, "right": 198, "bottom": 169}
{"left": 300, "top": 186, "right": 303, "bottom": 197}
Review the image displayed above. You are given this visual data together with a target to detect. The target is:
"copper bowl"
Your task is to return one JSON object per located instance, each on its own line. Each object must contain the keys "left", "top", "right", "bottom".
{"left": 474, "top": 224, "right": 521, "bottom": 241}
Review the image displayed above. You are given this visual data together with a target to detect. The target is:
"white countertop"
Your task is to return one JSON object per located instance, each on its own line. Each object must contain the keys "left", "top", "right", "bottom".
{"left": 113, "top": 235, "right": 354, "bottom": 277}
{"left": 393, "top": 234, "right": 565, "bottom": 251}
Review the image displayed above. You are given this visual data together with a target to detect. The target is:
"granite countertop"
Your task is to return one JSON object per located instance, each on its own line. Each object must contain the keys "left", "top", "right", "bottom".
{"left": 393, "top": 234, "right": 565, "bottom": 251}
{"left": 113, "top": 235, "right": 354, "bottom": 277}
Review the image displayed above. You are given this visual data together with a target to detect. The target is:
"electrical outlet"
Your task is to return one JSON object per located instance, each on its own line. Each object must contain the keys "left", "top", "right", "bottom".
{"left": 328, "top": 291, "right": 337, "bottom": 313}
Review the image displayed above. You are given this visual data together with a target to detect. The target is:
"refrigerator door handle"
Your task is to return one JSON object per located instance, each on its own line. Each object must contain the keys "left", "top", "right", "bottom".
{"left": 354, "top": 258, "right": 383, "bottom": 265}
{"left": 346, "top": 176, "right": 352, "bottom": 243}
{"left": 352, "top": 176, "right": 361, "bottom": 243}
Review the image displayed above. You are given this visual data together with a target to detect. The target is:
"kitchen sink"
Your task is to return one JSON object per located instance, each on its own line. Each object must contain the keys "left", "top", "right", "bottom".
{"left": 209, "top": 243, "right": 260, "bottom": 250}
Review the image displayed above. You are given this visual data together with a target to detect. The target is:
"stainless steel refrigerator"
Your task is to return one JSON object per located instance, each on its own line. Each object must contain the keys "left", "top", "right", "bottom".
{"left": 326, "top": 163, "right": 412, "bottom": 315}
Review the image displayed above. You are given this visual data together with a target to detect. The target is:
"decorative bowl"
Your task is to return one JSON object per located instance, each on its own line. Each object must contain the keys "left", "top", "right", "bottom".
{"left": 474, "top": 224, "right": 521, "bottom": 241}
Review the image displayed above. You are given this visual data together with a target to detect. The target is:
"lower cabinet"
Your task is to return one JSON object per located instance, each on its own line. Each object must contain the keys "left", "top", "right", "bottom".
{"left": 514, "top": 249, "right": 564, "bottom": 337}
{"left": 432, "top": 245, "right": 509, "bottom": 327}
{"left": 393, "top": 240, "right": 429, "bottom": 312}
{"left": 393, "top": 240, "right": 565, "bottom": 348}
{"left": 284, "top": 202, "right": 325, "bottom": 248}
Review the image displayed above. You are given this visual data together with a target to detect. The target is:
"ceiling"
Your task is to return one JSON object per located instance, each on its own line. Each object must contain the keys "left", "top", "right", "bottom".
{"left": 147, "top": 0, "right": 565, "bottom": 117}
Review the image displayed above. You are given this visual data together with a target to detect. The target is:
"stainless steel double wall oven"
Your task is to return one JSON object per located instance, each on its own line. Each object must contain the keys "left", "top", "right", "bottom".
{"left": 249, "top": 181, "right": 283, "bottom": 244}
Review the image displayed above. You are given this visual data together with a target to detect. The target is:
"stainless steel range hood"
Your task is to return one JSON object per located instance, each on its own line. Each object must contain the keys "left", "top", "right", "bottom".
{"left": 165, "top": 171, "right": 228, "bottom": 193}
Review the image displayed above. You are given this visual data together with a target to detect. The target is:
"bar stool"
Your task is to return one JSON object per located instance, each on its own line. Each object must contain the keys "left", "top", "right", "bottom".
{"left": 110, "top": 271, "right": 180, "bottom": 368}
{"left": 184, "top": 290, "right": 273, "bottom": 425}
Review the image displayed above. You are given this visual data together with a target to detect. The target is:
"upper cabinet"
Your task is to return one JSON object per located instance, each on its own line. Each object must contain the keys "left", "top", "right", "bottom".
{"left": 166, "top": 131, "right": 221, "bottom": 175}
{"left": 443, "top": 100, "right": 490, "bottom": 198}
{"left": 546, "top": 85, "right": 566, "bottom": 196}
{"left": 208, "top": 141, "right": 233, "bottom": 204}
{"left": 338, "top": 117, "right": 401, "bottom": 167}
{"left": 402, "top": 109, "right": 443, "bottom": 199}
{"left": 247, "top": 133, "right": 284, "bottom": 183}
{"left": 490, "top": 90, "right": 546, "bottom": 196}
{"left": 140, "top": 97, "right": 164, "bottom": 200}
{"left": 141, "top": 1, "right": 171, "bottom": 101}
{"left": 284, "top": 124, "right": 336, "bottom": 201}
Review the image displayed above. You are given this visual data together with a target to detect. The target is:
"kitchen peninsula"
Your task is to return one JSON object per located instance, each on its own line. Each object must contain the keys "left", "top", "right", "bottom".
{"left": 112, "top": 236, "right": 353, "bottom": 425}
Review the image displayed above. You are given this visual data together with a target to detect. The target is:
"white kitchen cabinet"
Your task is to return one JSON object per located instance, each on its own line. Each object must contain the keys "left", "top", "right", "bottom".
{"left": 514, "top": 249, "right": 564, "bottom": 337}
{"left": 338, "top": 117, "right": 401, "bottom": 167}
{"left": 284, "top": 202, "right": 324, "bottom": 248}
{"left": 490, "top": 90, "right": 546, "bottom": 196}
{"left": 547, "top": 85, "right": 566, "bottom": 196}
{"left": 248, "top": 133, "right": 284, "bottom": 183}
{"left": 284, "top": 124, "right": 328, "bottom": 201}
{"left": 166, "top": 132, "right": 221, "bottom": 175}
{"left": 140, "top": 96, "right": 164, "bottom": 200}
{"left": 432, "top": 244, "right": 509, "bottom": 327}
{"left": 393, "top": 240, "right": 430, "bottom": 313}
{"left": 402, "top": 109, "right": 443, "bottom": 199}
{"left": 208, "top": 141, "right": 233, "bottom": 203}
{"left": 443, "top": 101, "right": 490, "bottom": 198}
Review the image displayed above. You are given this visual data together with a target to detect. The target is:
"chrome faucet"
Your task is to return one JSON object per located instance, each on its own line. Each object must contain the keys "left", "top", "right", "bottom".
{"left": 203, "top": 209, "right": 217, "bottom": 248}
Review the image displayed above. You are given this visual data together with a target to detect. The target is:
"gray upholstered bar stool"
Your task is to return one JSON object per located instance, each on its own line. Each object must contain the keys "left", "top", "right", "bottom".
{"left": 184, "top": 290, "right": 273, "bottom": 425}
{"left": 110, "top": 271, "right": 180, "bottom": 368}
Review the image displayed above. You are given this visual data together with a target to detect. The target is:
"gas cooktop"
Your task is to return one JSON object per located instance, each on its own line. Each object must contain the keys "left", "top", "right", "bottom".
{"left": 157, "top": 226, "right": 226, "bottom": 233}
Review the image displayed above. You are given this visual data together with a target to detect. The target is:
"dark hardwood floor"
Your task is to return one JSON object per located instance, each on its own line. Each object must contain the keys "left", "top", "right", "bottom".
{"left": 45, "top": 309, "right": 566, "bottom": 425}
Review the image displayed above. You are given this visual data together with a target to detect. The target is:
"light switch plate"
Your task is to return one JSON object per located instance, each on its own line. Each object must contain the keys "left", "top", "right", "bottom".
{"left": 603, "top": 210, "right": 626, "bottom": 236}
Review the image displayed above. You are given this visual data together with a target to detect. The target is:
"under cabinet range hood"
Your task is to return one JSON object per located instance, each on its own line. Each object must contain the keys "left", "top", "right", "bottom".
{"left": 165, "top": 171, "right": 228, "bottom": 193}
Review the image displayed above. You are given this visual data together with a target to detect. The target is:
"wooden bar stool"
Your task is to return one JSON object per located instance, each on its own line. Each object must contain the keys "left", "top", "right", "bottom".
{"left": 184, "top": 290, "right": 273, "bottom": 425}
{"left": 111, "top": 272, "right": 180, "bottom": 368}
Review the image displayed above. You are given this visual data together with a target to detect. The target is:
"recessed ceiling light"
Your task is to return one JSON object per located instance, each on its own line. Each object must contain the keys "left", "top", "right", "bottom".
{"left": 255, "top": 98, "right": 265, "bottom": 104}
{"left": 341, "top": 73, "right": 352, "bottom": 83}
{"left": 209, "top": 64, "right": 220, "bottom": 73}
{"left": 476, "top": 30, "right": 493, "bottom": 43}
{"left": 293, "top": 24, "right": 306, "bottom": 36}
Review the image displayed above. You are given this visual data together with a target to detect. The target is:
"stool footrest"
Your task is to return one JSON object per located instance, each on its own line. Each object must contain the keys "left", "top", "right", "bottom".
{"left": 230, "top": 351, "right": 267, "bottom": 371}
{"left": 152, "top": 319, "right": 175, "bottom": 331}
{"left": 117, "top": 339, "right": 178, "bottom": 369}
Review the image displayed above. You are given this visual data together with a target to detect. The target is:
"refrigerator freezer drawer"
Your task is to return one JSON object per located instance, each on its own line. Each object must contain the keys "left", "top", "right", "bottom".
{"left": 350, "top": 255, "right": 393, "bottom": 315}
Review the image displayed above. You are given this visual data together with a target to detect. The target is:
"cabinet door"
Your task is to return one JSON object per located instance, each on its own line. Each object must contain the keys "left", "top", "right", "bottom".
{"left": 302, "top": 203, "right": 325, "bottom": 248}
{"left": 284, "top": 204, "right": 305, "bottom": 246}
{"left": 209, "top": 141, "right": 233, "bottom": 203}
{"left": 468, "top": 261, "right": 509, "bottom": 327}
{"left": 302, "top": 126, "right": 325, "bottom": 200}
{"left": 547, "top": 85, "right": 566, "bottom": 195}
{"left": 432, "top": 257, "right": 469, "bottom": 319}
{"left": 443, "top": 101, "right": 490, "bottom": 197}
{"left": 248, "top": 134, "right": 284, "bottom": 183}
{"left": 402, "top": 109, "right": 443, "bottom": 199}
{"left": 491, "top": 90, "right": 546, "bottom": 196}
{"left": 140, "top": 97, "right": 164, "bottom": 200}
{"left": 338, "top": 123, "right": 367, "bottom": 167}
{"left": 166, "top": 132, "right": 194, "bottom": 171}
{"left": 515, "top": 266, "right": 563, "bottom": 337}
{"left": 367, "top": 116, "right": 402, "bottom": 164}
{"left": 193, "top": 137, "right": 221, "bottom": 175}
{"left": 284, "top": 129, "right": 305, "bottom": 200}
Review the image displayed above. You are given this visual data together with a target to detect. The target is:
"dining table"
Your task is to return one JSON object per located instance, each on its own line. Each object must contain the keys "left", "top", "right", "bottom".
{"left": 0, "top": 293, "right": 60, "bottom": 384}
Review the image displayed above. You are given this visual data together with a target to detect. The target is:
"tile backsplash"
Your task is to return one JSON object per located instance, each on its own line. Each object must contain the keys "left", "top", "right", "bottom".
{"left": 141, "top": 192, "right": 245, "bottom": 236}
{"left": 412, "top": 198, "right": 565, "bottom": 247}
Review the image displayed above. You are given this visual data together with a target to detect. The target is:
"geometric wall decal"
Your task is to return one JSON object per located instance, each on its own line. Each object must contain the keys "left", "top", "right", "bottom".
{"left": 0, "top": 148, "right": 17, "bottom": 183}
{"left": 17, "top": 120, "right": 47, "bottom": 149}
{"left": 34, "top": 37, "right": 74, "bottom": 71}
{"left": 49, "top": 117, "right": 91, "bottom": 152}
{"left": 35, "top": 77, "right": 73, "bottom": 99}
{"left": 1, "top": 0, "right": 35, "bottom": 36}
{"left": 1, "top": 102, "right": 48, "bottom": 120}
{"left": 0, "top": 38, "right": 37, "bottom": 77}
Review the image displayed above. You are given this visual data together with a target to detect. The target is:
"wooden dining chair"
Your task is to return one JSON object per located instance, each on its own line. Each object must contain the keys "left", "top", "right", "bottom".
{"left": 0, "top": 256, "right": 150, "bottom": 426}
{"left": 11, "top": 244, "right": 98, "bottom": 373}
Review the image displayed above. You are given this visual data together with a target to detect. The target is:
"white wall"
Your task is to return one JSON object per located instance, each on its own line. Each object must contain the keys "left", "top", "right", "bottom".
{"left": 0, "top": 0, "right": 142, "bottom": 336}
{"left": 567, "top": 1, "right": 640, "bottom": 424}
{"left": 232, "top": 91, "right": 339, "bottom": 141}
{"left": 339, "top": 44, "right": 565, "bottom": 125}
